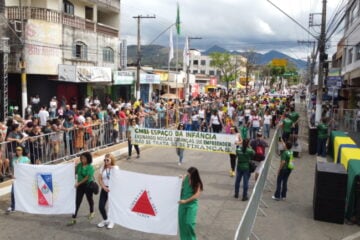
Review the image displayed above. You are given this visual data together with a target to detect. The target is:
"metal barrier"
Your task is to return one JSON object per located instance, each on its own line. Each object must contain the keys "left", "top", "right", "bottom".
{"left": 234, "top": 128, "right": 279, "bottom": 240}
{"left": 1, "top": 102, "right": 216, "bottom": 167}
{"left": 1, "top": 121, "right": 121, "bottom": 165}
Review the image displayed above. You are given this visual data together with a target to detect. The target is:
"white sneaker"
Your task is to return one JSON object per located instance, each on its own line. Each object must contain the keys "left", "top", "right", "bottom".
{"left": 6, "top": 207, "right": 15, "bottom": 213}
{"left": 178, "top": 162, "right": 181, "bottom": 166}
{"left": 97, "top": 220, "right": 108, "bottom": 228}
{"left": 106, "top": 221, "right": 114, "bottom": 229}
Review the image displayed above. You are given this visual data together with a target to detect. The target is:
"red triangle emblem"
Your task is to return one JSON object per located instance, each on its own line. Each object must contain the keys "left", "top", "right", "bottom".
{"left": 131, "top": 190, "right": 156, "bottom": 216}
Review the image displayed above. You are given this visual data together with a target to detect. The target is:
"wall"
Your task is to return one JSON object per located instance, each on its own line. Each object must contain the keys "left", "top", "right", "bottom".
{"left": 62, "top": 26, "right": 119, "bottom": 69}
{"left": 25, "top": 19, "right": 62, "bottom": 74}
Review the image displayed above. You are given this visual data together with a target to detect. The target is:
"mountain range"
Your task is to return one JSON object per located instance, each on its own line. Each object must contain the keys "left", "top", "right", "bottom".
{"left": 127, "top": 44, "right": 307, "bottom": 69}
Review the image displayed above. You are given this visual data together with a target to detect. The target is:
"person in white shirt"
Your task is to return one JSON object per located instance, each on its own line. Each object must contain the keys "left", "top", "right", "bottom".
{"left": 97, "top": 153, "right": 119, "bottom": 229}
{"left": 227, "top": 104, "right": 235, "bottom": 121}
{"left": 263, "top": 110, "right": 272, "bottom": 138}
{"left": 249, "top": 111, "right": 261, "bottom": 139}
{"left": 38, "top": 106, "right": 49, "bottom": 127}
{"left": 49, "top": 97, "right": 57, "bottom": 119}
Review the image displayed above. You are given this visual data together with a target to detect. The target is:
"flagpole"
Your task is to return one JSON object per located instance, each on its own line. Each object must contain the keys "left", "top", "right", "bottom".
{"left": 176, "top": 34, "right": 178, "bottom": 98}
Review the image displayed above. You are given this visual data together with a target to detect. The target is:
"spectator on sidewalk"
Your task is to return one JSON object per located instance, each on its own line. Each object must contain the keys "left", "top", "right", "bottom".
{"left": 273, "top": 141, "right": 293, "bottom": 201}
{"left": 127, "top": 119, "right": 140, "bottom": 160}
{"left": 317, "top": 117, "right": 329, "bottom": 158}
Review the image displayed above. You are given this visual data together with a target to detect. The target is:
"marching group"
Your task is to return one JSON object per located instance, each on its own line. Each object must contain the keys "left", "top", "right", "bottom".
{"left": 2, "top": 89, "right": 305, "bottom": 240}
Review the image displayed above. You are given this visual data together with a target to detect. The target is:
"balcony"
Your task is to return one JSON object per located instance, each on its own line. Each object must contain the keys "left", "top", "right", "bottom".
{"left": 5, "top": 7, "right": 118, "bottom": 37}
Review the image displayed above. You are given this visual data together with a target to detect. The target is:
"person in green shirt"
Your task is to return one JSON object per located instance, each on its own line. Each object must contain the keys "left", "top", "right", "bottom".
{"left": 289, "top": 107, "right": 300, "bottom": 146}
{"left": 67, "top": 152, "right": 95, "bottom": 226}
{"left": 273, "top": 141, "right": 293, "bottom": 200}
{"left": 234, "top": 138, "right": 255, "bottom": 201}
{"left": 178, "top": 167, "right": 204, "bottom": 240}
{"left": 240, "top": 122, "right": 249, "bottom": 140}
{"left": 317, "top": 117, "right": 328, "bottom": 157}
{"left": 280, "top": 114, "right": 293, "bottom": 142}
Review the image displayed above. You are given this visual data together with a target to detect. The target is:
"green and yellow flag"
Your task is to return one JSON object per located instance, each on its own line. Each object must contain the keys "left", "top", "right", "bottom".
{"left": 176, "top": 3, "right": 180, "bottom": 35}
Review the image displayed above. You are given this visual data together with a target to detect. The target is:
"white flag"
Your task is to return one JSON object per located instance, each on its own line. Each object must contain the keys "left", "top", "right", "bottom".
{"left": 183, "top": 36, "right": 190, "bottom": 67}
{"left": 169, "top": 28, "right": 174, "bottom": 64}
{"left": 14, "top": 163, "right": 76, "bottom": 215}
{"left": 108, "top": 169, "right": 182, "bottom": 235}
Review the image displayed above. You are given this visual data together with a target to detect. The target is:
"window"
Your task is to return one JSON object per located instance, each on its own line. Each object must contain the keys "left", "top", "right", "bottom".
{"left": 193, "top": 60, "right": 198, "bottom": 65}
{"left": 103, "top": 47, "right": 114, "bottom": 62}
{"left": 348, "top": 48, "right": 353, "bottom": 64}
{"left": 216, "top": 70, "right": 221, "bottom": 76}
{"left": 63, "top": 0, "right": 74, "bottom": 15}
{"left": 73, "top": 41, "right": 87, "bottom": 60}
{"left": 200, "top": 70, "right": 206, "bottom": 74}
{"left": 193, "top": 70, "right": 198, "bottom": 74}
{"left": 209, "top": 70, "right": 215, "bottom": 76}
{"left": 201, "top": 60, "right": 206, "bottom": 66}
{"left": 350, "top": 2, "right": 359, "bottom": 25}
{"left": 356, "top": 43, "right": 360, "bottom": 61}
{"left": 85, "top": 7, "right": 93, "bottom": 21}
{"left": 342, "top": 48, "right": 347, "bottom": 67}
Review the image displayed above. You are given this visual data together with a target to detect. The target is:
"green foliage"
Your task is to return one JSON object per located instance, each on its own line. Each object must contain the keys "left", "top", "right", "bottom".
{"left": 209, "top": 52, "right": 243, "bottom": 89}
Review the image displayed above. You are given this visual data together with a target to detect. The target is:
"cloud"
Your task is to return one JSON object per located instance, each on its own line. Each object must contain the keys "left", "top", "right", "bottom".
{"left": 121, "top": 0, "right": 341, "bottom": 59}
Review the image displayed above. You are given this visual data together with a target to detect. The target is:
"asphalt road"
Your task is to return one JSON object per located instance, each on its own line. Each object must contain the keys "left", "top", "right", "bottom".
{"left": 0, "top": 145, "right": 250, "bottom": 240}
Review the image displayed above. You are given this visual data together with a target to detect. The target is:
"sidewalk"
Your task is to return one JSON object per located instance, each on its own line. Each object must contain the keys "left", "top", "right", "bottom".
{"left": 252, "top": 104, "right": 360, "bottom": 240}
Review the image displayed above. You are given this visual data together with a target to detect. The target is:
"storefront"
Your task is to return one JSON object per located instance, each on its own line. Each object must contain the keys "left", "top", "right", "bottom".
{"left": 113, "top": 70, "right": 135, "bottom": 102}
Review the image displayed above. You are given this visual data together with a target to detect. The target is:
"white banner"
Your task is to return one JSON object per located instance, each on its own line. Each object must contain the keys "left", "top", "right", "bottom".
{"left": 133, "top": 128, "right": 237, "bottom": 154}
{"left": 14, "top": 163, "right": 76, "bottom": 215}
{"left": 108, "top": 169, "right": 182, "bottom": 236}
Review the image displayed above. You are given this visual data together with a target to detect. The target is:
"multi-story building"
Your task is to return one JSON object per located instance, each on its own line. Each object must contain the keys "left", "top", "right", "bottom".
{"left": 185, "top": 49, "right": 247, "bottom": 92}
{"left": 341, "top": 0, "right": 360, "bottom": 108}
{"left": 5, "top": 0, "right": 121, "bottom": 112}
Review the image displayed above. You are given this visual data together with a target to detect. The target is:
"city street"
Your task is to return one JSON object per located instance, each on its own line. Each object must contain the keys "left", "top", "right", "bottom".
{"left": 0, "top": 146, "right": 248, "bottom": 240}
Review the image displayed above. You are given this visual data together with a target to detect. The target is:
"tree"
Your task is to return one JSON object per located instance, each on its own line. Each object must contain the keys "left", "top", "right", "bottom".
{"left": 209, "top": 52, "right": 244, "bottom": 90}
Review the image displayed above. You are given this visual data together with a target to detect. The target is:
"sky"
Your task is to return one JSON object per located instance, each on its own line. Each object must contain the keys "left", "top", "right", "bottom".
{"left": 121, "top": 0, "right": 347, "bottom": 60}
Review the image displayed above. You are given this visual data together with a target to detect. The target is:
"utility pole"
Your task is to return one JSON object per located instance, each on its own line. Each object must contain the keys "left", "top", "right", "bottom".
{"left": 0, "top": 0, "right": 10, "bottom": 121}
{"left": 133, "top": 15, "right": 156, "bottom": 100}
{"left": 19, "top": 0, "right": 27, "bottom": 117}
{"left": 315, "top": 0, "right": 327, "bottom": 124}
{"left": 185, "top": 36, "right": 201, "bottom": 101}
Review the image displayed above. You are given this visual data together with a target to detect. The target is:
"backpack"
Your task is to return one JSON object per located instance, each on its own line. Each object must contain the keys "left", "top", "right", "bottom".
{"left": 254, "top": 140, "right": 265, "bottom": 161}
{"left": 287, "top": 151, "right": 295, "bottom": 170}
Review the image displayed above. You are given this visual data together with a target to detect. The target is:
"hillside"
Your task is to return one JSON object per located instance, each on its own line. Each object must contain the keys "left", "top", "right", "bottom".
{"left": 127, "top": 45, "right": 307, "bottom": 69}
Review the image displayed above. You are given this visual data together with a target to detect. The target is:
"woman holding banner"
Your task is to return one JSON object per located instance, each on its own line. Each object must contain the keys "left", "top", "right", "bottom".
{"left": 97, "top": 153, "right": 119, "bottom": 229}
{"left": 178, "top": 167, "right": 204, "bottom": 240}
{"left": 67, "top": 151, "right": 95, "bottom": 226}
{"left": 6, "top": 146, "right": 31, "bottom": 213}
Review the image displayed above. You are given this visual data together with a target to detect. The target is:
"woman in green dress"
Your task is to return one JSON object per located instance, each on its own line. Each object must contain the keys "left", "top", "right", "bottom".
{"left": 178, "top": 167, "right": 203, "bottom": 240}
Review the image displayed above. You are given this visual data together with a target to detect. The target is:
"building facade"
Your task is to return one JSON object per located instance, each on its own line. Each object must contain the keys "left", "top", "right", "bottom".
{"left": 341, "top": 0, "right": 360, "bottom": 108}
{"left": 5, "top": 0, "right": 121, "bottom": 112}
{"left": 185, "top": 49, "right": 247, "bottom": 92}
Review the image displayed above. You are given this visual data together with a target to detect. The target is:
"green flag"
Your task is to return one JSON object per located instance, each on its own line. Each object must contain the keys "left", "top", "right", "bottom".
{"left": 176, "top": 3, "right": 180, "bottom": 35}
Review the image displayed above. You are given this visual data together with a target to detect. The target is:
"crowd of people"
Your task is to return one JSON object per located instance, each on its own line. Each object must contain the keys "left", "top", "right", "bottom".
{"left": 3, "top": 87, "right": 307, "bottom": 239}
